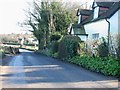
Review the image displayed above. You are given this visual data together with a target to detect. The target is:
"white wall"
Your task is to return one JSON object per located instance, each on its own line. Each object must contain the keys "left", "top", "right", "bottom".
{"left": 109, "top": 9, "right": 119, "bottom": 35}
{"left": 84, "top": 20, "right": 108, "bottom": 40}
{"left": 108, "top": 9, "right": 120, "bottom": 47}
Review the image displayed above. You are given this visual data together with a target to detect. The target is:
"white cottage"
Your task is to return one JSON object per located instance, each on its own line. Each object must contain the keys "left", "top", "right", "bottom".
{"left": 74, "top": 1, "right": 120, "bottom": 53}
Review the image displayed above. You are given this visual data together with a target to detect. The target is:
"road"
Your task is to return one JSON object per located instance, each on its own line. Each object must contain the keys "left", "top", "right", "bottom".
{"left": 0, "top": 49, "right": 118, "bottom": 88}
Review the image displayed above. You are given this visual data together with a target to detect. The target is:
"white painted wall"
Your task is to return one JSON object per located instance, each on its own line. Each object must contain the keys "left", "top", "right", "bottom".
{"left": 84, "top": 9, "right": 119, "bottom": 50}
{"left": 109, "top": 9, "right": 119, "bottom": 35}
{"left": 84, "top": 20, "right": 108, "bottom": 40}
{"left": 108, "top": 9, "right": 120, "bottom": 47}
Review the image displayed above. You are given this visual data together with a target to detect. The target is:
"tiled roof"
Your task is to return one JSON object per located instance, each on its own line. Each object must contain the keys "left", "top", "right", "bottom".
{"left": 80, "top": 1, "right": 120, "bottom": 26}
{"left": 79, "top": 9, "right": 93, "bottom": 16}
{"left": 95, "top": 2, "right": 115, "bottom": 8}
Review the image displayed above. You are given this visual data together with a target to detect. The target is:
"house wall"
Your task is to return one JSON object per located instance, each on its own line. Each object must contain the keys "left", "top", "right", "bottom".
{"left": 109, "top": 9, "right": 119, "bottom": 35}
{"left": 84, "top": 20, "right": 108, "bottom": 40}
{"left": 108, "top": 9, "right": 120, "bottom": 47}
{"left": 84, "top": 9, "right": 119, "bottom": 50}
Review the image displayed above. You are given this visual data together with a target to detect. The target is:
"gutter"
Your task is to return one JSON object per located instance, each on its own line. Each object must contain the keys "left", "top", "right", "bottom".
{"left": 105, "top": 18, "right": 110, "bottom": 53}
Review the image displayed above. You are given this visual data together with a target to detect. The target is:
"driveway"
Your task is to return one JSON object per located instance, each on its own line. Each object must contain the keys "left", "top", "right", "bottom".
{"left": 0, "top": 49, "right": 118, "bottom": 88}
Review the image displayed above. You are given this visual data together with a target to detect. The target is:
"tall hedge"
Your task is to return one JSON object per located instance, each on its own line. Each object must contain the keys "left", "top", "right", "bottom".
{"left": 58, "top": 35, "right": 81, "bottom": 59}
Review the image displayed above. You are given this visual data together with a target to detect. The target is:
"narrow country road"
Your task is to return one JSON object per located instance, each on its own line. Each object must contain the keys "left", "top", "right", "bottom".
{"left": 0, "top": 49, "right": 118, "bottom": 88}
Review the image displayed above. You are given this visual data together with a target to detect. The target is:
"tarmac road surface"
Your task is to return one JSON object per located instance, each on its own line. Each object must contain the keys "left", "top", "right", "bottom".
{"left": 0, "top": 49, "right": 118, "bottom": 88}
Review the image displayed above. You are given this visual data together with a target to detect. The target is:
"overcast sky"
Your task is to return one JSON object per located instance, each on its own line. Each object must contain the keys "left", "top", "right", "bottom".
{"left": 0, "top": 0, "right": 93, "bottom": 34}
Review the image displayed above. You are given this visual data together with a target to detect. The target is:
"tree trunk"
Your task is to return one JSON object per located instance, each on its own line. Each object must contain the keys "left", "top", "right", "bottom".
{"left": 38, "top": 39, "right": 41, "bottom": 50}
{"left": 38, "top": 38, "right": 45, "bottom": 50}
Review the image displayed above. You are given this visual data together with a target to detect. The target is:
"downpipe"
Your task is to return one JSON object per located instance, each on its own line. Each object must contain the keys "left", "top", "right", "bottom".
{"left": 106, "top": 18, "right": 110, "bottom": 55}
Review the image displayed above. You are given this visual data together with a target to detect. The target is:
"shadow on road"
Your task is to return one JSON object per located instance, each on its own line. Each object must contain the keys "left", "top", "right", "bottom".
{"left": 1, "top": 65, "right": 117, "bottom": 84}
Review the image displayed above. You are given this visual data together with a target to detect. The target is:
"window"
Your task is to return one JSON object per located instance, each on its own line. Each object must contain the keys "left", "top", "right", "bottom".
{"left": 92, "top": 33, "right": 99, "bottom": 39}
{"left": 93, "top": 7, "right": 99, "bottom": 19}
{"left": 78, "top": 15, "right": 81, "bottom": 24}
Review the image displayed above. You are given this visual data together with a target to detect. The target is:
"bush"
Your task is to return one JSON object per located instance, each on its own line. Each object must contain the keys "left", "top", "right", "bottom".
{"left": 41, "top": 49, "right": 53, "bottom": 56}
{"left": 58, "top": 35, "right": 81, "bottom": 59}
{"left": 51, "top": 41, "right": 59, "bottom": 53}
{"left": 50, "top": 33, "right": 61, "bottom": 41}
{"left": 69, "top": 56, "right": 120, "bottom": 76}
{"left": 98, "top": 37, "right": 109, "bottom": 57}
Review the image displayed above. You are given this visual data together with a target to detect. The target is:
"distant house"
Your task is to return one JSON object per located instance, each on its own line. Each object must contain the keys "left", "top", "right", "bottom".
{"left": 70, "top": 0, "right": 120, "bottom": 54}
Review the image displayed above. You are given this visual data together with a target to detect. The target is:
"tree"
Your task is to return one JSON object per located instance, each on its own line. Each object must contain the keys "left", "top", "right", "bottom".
{"left": 23, "top": 1, "right": 73, "bottom": 50}
{"left": 24, "top": 1, "right": 50, "bottom": 50}
{"left": 50, "top": 2, "right": 71, "bottom": 35}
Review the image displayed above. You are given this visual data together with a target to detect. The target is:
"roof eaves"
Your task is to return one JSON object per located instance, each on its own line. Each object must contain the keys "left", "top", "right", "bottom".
{"left": 107, "top": 1, "right": 120, "bottom": 18}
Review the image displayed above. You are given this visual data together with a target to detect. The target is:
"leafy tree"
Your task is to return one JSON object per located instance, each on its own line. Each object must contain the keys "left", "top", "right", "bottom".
{"left": 24, "top": 1, "right": 50, "bottom": 50}
{"left": 23, "top": 1, "right": 75, "bottom": 50}
{"left": 50, "top": 2, "right": 71, "bottom": 35}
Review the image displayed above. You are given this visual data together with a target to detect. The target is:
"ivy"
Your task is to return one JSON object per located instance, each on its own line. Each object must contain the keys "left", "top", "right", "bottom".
{"left": 69, "top": 56, "right": 120, "bottom": 76}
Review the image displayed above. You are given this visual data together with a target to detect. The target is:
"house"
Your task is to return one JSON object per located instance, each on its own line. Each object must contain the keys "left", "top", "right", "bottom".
{"left": 68, "top": 9, "right": 93, "bottom": 41}
{"left": 70, "top": 0, "right": 120, "bottom": 54}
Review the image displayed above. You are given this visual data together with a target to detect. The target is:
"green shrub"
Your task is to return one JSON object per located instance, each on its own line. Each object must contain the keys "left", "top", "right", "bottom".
{"left": 69, "top": 56, "right": 120, "bottom": 76}
{"left": 50, "top": 33, "right": 61, "bottom": 41}
{"left": 98, "top": 37, "right": 109, "bottom": 57}
{"left": 41, "top": 49, "right": 53, "bottom": 56}
{"left": 58, "top": 35, "right": 81, "bottom": 59}
{"left": 51, "top": 52, "right": 58, "bottom": 58}
{"left": 51, "top": 41, "right": 59, "bottom": 53}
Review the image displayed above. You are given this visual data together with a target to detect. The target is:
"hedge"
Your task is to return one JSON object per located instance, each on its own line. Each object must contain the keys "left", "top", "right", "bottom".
{"left": 58, "top": 35, "right": 81, "bottom": 59}
{"left": 68, "top": 56, "right": 120, "bottom": 76}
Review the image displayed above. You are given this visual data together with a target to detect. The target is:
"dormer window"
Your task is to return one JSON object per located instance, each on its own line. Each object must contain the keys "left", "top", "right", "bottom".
{"left": 93, "top": 7, "right": 99, "bottom": 19}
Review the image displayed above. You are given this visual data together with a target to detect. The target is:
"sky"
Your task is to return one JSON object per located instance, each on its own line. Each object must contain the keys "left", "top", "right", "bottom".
{"left": 0, "top": 0, "right": 32, "bottom": 34}
{"left": 0, "top": 0, "right": 93, "bottom": 34}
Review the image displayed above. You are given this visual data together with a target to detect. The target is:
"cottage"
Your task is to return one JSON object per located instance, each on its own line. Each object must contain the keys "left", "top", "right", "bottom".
{"left": 70, "top": 0, "right": 120, "bottom": 54}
